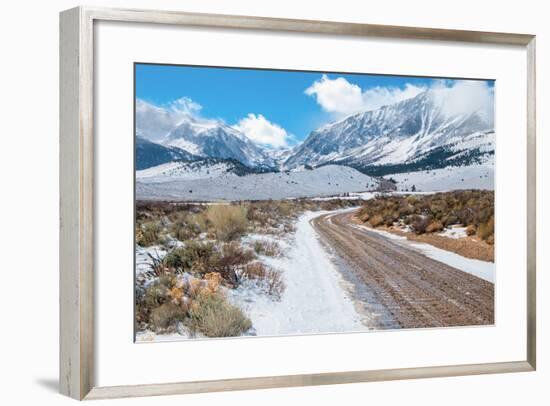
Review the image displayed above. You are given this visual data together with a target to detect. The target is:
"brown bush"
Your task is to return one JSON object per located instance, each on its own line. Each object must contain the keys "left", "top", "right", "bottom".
{"left": 411, "top": 215, "right": 431, "bottom": 234}
{"left": 477, "top": 216, "right": 494, "bottom": 242}
{"left": 426, "top": 220, "right": 444, "bottom": 233}
{"left": 242, "top": 262, "right": 285, "bottom": 300}
{"left": 253, "top": 240, "right": 282, "bottom": 257}
{"left": 465, "top": 224, "right": 476, "bottom": 236}
{"left": 209, "top": 242, "right": 256, "bottom": 286}
{"left": 264, "top": 269, "right": 285, "bottom": 299}
{"left": 356, "top": 190, "right": 494, "bottom": 238}
{"left": 369, "top": 214, "right": 384, "bottom": 227}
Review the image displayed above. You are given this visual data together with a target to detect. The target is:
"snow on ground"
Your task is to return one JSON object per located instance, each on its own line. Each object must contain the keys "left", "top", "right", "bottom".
{"left": 438, "top": 226, "right": 468, "bottom": 239}
{"left": 351, "top": 223, "right": 494, "bottom": 283}
{"left": 136, "top": 161, "right": 237, "bottom": 183}
{"left": 227, "top": 211, "right": 368, "bottom": 336}
{"left": 386, "top": 157, "right": 494, "bottom": 192}
{"left": 136, "top": 165, "right": 379, "bottom": 201}
{"left": 310, "top": 191, "right": 377, "bottom": 201}
{"left": 135, "top": 245, "right": 167, "bottom": 276}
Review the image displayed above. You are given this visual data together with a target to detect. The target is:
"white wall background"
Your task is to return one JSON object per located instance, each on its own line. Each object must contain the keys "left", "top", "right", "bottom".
{"left": 0, "top": 0, "right": 546, "bottom": 404}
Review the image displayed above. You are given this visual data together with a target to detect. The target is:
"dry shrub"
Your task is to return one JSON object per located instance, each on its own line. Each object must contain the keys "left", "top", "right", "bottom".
{"left": 204, "top": 272, "right": 223, "bottom": 293}
{"left": 242, "top": 262, "right": 286, "bottom": 300}
{"left": 368, "top": 214, "right": 384, "bottom": 227}
{"left": 264, "top": 269, "right": 285, "bottom": 299}
{"left": 206, "top": 204, "right": 249, "bottom": 241}
{"left": 411, "top": 215, "right": 431, "bottom": 234}
{"left": 426, "top": 220, "right": 444, "bottom": 233}
{"left": 163, "top": 242, "right": 216, "bottom": 273}
{"left": 242, "top": 261, "right": 267, "bottom": 279}
{"left": 210, "top": 242, "right": 256, "bottom": 286}
{"left": 187, "top": 292, "right": 252, "bottom": 337}
{"left": 465, "top": 224, "right": 476, "bottom": 236}
{"left": 137, "top": 220, "right": 162, "bottom": 247}
{"left": 477, "top": 216, "right": 494, "bottom": 242}
{"left": 356, "top": 190, "right": 494, "bottom": 236}
{"left": 150, "top": 303, "right": 185, "bottom": 331}
{"left": 253, "top": 239, "right": 282, "bottom": 257}
{"left": 275, "top": 201, "right": 294, "bottom": 217}
{"left": 144, "top": 251, "right": 175, "bottom": 277}
{"left": 358, "top": 212, "right": 370, "bottom": 222}
{"left": 139, "top": 272, "right": 237, "bottom": 334}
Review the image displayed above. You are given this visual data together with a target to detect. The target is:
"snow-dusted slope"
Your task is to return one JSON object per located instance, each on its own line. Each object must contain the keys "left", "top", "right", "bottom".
{"left": 136, "top": 165, "right": 380, "bottom": 201}
{"left": 136, "top": 136, "right": 198, "bottom": 170}
{"left": 284, "top": 90, "right": 494, "bottom": 172}
{"left": 136, "top": 158, "right": 266, "bottom": 183}
{"left": 164, "top": 115, "right": 276, "bottom": 169}
{"left": 137, "top": 161, "right": 236, "bottom": 183}
{"left": 387, "top": 155, "right": 494, "bottom": 192}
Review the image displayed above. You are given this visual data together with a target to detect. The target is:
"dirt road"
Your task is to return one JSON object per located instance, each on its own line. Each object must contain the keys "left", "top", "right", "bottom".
{"left": 311, "top": 210, "right": 494, "bottom": 329}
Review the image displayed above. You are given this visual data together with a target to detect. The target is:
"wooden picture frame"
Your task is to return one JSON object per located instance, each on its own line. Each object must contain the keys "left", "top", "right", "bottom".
{"left": 60, "top": 6, "right": 536, "bottom": 400}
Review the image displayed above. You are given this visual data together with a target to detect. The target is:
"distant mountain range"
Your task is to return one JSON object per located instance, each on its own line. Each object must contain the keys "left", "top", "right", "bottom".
{"left": 136, "top": 89, "right": 494, "bottom": 179}
{"left": 283, "top": 90, "right": 494, "bottom": 175}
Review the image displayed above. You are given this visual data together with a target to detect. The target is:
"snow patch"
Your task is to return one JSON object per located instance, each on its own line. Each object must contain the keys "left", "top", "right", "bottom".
{"left": 228, "top": 211, "right": 368, "bottom": 336}
{"left": 351, "top": 223, "right": 494, "bottom": 283}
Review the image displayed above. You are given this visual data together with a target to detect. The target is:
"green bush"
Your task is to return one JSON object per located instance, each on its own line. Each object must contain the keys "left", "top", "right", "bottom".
{"left": 163, "top": 241, "right": 216, "bottom": 273}
{"left": 137, "top": 220, "right": 162, "bottom": 247}
{"left": 187, "top": 293, "right": 252, "bottom": 337}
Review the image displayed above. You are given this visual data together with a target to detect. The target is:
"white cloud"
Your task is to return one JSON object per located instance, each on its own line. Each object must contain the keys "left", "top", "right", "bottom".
{"left": 234, "top": 114, "right": 291, "bottom": 148}
{"left": 305, "top": 74, "right": 426, "bottom": 117}
{"left": 431, "top": 80, "right": 494, "bottom": 123}
{"left": 136, "top": 97, "right": 203, "bottom": 141}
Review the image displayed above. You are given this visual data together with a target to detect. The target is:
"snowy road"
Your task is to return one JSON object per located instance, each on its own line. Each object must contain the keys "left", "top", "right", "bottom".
{"left": 311, "top": 210, "right": 494, "bottom": 329}
{"left": 229, "top": 211, "right": 369, "bottom": 337}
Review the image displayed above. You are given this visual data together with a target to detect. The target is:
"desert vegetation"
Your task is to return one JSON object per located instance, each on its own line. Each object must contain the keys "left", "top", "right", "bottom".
{"left": 356, "top": 190, "right": 494, "bottom": 244}
{"left": 135, "top": 198, "right": 366, "bottom": 338}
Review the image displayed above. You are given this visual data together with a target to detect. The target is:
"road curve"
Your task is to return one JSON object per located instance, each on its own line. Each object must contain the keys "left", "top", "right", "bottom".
{"left": 311, "top": 210, "right": 494, "bottom": 329}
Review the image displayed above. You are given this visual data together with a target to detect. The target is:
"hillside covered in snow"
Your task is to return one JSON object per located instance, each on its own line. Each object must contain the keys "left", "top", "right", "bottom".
{"left": 136, "top": 165, "right": 380, "bottom": 201}
{"left": 136, "top": 85, "right": 495, "bottom": 197}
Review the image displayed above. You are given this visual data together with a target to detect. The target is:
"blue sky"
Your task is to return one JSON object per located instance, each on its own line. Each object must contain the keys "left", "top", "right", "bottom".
{"left": 135, "top": 63, "right": 494, "bottom": 148}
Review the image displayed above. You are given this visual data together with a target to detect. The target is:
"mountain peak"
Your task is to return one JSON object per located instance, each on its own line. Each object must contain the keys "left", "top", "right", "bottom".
{"left": 163, "top": 115, "right": 276, "bottom": 169}
{"left": 283, "top": 89, "right": 493, "bottom": 171}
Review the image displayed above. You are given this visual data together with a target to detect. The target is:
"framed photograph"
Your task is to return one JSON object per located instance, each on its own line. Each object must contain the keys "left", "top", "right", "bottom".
{"left": 60, "top": 7, "right": 536, "bottom": 400}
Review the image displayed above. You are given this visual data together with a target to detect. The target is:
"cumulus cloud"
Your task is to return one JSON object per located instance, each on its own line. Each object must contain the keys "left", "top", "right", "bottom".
{"left": 305, "top": 74, "right": 426, "bottom": 117}
{"left": 431, "top": 80, "right": 494, "bottom": 123}
{"left": 136, "top": 97, "right": 203, "bottom": 141}
{"left": 137, "top": 98, "right": 292, "bottom": 149}
{"left": 305, "top": 75, "right": 494, "bottom": 123}
{"left": 234, "top": 114, "right": 291, "bottom": 148}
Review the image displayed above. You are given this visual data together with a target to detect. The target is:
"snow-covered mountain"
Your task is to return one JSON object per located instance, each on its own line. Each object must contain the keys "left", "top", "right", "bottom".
{"left": 136, "top": 136, "right": 198, "bottom": 170}
{"left": 163, "top": 115, "right": 277, "bottom": 169}
{"left": 283, "top": 90, "right": 494, "bottom": 175}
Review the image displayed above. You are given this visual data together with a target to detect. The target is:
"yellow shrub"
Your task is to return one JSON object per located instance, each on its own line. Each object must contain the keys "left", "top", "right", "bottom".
{"left": 206, "top": 204, "right": 249, "bottom": 241}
